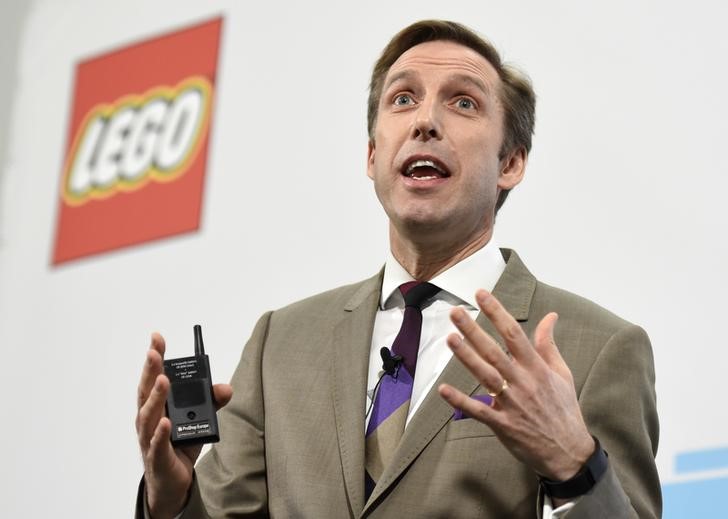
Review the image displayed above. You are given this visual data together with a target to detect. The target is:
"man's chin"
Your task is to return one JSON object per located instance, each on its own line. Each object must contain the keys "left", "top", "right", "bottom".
{"left": 391, "top": 213, "right": 453, "bottom": 239}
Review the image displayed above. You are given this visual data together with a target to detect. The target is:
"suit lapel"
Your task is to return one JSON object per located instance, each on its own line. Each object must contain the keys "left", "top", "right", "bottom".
{"left": 331, "top": 271, "right": 383, "bottom": 516}
{"left": 362, "top": 249, "right": 536, "bottom": 514}
{"left": 491, "top": 249, "right": 536, "bottom": 323}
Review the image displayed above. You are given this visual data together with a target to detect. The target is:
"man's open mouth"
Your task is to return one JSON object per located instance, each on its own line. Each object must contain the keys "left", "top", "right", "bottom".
{"left": 402, "top": 158, "right": 451, "bottom": 181}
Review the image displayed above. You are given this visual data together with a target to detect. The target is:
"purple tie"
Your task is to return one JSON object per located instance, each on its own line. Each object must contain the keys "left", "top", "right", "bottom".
{"left": 365, "top": 281, "right": 440, "bottom": 499}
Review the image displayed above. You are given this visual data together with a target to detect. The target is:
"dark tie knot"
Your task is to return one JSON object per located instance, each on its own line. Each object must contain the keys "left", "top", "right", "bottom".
{"left": 399, "top": 282, "right": 441, "bottom": 308}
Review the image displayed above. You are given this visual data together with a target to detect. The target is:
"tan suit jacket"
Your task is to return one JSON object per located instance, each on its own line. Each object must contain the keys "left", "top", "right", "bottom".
{"left": 145, "top": 249, "right": 660, "bottom": 518}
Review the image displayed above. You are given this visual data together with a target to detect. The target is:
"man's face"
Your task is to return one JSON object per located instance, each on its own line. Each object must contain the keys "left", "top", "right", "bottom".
{"left": 367, "top": 40, "right": 524, "bottom": 244}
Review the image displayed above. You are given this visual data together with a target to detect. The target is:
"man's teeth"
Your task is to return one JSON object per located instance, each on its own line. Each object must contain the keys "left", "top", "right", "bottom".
{"left": 411, "top": 175, "right": 439, "bottom": 181}
{"left": 406, "top": 159, "right": 445, "bottom": 176}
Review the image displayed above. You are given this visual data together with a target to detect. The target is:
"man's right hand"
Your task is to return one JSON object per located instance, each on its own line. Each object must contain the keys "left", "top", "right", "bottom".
{"left": 136, "top": 333, "right": 233, "bottom": 519}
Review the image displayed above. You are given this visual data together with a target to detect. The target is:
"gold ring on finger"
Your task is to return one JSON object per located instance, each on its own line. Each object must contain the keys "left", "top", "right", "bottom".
{"left": 487, "top": 379, "right": 508, "bottom": 397}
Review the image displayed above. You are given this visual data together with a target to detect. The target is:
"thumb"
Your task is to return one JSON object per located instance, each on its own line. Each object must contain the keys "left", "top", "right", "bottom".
{"left": 212, "top": 383, "right": 233, "bottom": 410}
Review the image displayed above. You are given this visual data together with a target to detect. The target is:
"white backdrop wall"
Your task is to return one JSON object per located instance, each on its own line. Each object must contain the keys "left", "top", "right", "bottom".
{"left": 0, "top": 0, "right": 726, "bottom": 517}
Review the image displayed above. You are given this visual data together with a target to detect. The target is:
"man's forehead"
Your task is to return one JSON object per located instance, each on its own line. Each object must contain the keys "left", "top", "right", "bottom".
{"left": 384, "top": 40, "right": 500, "bottom": 89}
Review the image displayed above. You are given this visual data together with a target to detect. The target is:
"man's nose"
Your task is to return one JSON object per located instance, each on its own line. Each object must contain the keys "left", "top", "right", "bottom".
{"left": 411, "top": 100, "right": 442, "bottom": 141}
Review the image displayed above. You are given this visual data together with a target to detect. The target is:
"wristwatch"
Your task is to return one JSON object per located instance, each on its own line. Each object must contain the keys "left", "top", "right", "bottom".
{"left": 540, "top": 436, "right": 609, "bottom": 499}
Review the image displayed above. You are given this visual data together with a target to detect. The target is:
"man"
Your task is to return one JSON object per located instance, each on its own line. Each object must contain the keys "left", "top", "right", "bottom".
{"left": 136, "top": 20, "right": 660, "bottom": 518}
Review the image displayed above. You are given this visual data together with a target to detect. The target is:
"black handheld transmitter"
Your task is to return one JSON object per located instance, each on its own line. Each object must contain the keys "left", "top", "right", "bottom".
{"left": 164, "top": 325, "right": 220, "bottom": 447}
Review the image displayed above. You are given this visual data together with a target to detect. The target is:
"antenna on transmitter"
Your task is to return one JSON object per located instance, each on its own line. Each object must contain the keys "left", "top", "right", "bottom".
{"left": 194, "top": 324, "right": 205, "bottom": 356}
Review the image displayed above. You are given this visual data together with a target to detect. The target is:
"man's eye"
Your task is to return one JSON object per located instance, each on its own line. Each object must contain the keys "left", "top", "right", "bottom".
{"left": 456, "top": 98, "right": 475, "bottom": 110}
{"left": 394, "top": 94, "right": 414, "bottom": 106}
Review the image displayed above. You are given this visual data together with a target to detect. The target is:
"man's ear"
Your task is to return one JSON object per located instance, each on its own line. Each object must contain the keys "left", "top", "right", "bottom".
{"left": 498, "top": 146, "right": 527, "bottom": 190}
{"left": 366, "top": 140, "right": 375, "bottom": 180}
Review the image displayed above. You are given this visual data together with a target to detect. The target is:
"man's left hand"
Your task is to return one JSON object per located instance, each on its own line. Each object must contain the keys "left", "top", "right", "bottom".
{"left": 438, "top": 289, "right": 595, "bottom": 482}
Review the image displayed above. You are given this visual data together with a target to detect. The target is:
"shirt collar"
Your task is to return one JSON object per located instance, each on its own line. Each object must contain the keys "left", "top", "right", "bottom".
{"left": 380, "top": 238, "right": 507, "bottom": 310}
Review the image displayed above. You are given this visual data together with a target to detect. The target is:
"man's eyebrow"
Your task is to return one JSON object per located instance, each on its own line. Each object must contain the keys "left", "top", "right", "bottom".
{"left": 383, "top": 70, "right": 417, "bottom": 91}
{"left": 447, "top": 73, "right": 490, "bottom": 96}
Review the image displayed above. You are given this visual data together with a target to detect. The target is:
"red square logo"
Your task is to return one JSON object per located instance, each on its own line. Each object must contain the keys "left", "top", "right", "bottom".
{"left": 52, "top": 17, "right": 223, "bottom": 265}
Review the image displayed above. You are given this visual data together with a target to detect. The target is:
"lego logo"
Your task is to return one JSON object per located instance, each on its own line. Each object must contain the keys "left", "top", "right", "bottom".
{"left": 62, "top": 76, "right": 212, "bottom": 206}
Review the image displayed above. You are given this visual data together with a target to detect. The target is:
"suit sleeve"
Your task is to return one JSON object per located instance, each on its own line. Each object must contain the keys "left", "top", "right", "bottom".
{"left": 563, "top": 324, "right": 661, "bottom": 518}
{"left": 181, "top": 311, "right": 273, "bottom": 518}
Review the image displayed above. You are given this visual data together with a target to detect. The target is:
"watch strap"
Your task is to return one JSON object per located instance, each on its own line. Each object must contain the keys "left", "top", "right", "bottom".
{"left": 540, "top": 436, "right": 609, "bottom": 499}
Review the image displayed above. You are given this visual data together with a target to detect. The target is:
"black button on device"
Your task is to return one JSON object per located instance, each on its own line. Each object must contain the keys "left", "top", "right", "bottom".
{"left": 187, "top": 411, "right": 196, "bottom": 420}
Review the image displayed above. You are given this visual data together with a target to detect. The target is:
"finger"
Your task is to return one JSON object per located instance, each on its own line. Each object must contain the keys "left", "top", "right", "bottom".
{"left": 137, "top": 333, "right": 166, "bottom": 409}
{"left": 438, "top": 383, "right": 501, "bottom": 427}
{"left": 212, "top": 384, "right": 233, "bottom": 409}
{"left": 138, "top": 374, "right": 170, "bottom": 448}
{"left": 137, "top": 350, "right": 163, "bottom": 410}
{"left": 178, "top": 442, "right": 204, "bottom": 466}
{"left": 446, "top": 333, "right": 507, "bottom": 395}
{"left": 475, "top": 290, "right": 537, "bottom": 365}
{"left": 450, "top": 306, "right": 515, "bottom": 379}
{"left": 148, "top": 416, "right": 176, "bottom": 474}
{"left": 533, "top": 313, "right": 570, "bottom": 379}
{"left": 150, "top": 331, "right": 166, "bottom": 355}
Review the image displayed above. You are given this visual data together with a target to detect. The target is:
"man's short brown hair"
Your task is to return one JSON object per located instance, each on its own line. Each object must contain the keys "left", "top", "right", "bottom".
{"left": 368, "top": 20, "right": 536, "bottom": 211}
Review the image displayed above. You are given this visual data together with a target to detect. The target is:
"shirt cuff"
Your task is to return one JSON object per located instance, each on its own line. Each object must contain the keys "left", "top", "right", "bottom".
{"left": 543, "top": 494, "right": 578, "bottom": 518}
